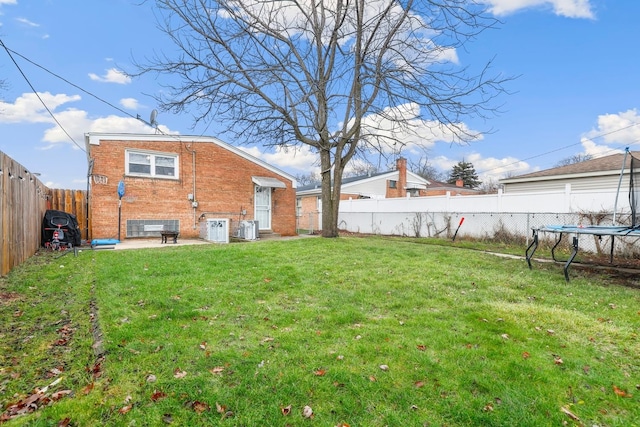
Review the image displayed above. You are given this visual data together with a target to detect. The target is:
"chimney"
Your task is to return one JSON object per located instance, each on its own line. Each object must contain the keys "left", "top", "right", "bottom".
{"left": 397, "top": 157, "right": 407, "bottom": 197}
{"left": 455, "top": 179, "right": 464, "bottom": 188}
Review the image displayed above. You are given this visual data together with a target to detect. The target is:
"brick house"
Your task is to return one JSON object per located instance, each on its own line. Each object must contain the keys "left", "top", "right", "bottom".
{"left": 85, "top": 133, "right": 297, "bottom": 241}
{"left": 296, "top": 158, "right": 430, "bottom": 232}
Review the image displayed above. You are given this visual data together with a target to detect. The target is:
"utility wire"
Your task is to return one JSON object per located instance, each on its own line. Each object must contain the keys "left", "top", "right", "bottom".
{"left": 477, "top": 123, "right": 640, "bottom": 178}
{"left": 0, "top": 38, "right": 86, "bottom": 152}
{"left": 2, "top": 41, "right": 138, "bottom": 120}
{"left": 2, "top": 40, "right": 640, "bottom": 175}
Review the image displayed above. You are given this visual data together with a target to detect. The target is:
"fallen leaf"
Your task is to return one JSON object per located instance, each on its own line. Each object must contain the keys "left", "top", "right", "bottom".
{"left": 146, "top": 374, "right": 157, "bottom": 383}
{"left": 522, "top": 352, "right": 530, "bottom": 359}
{"left": 82, "top": 382, "right": 94, "bottom": 395}
{"left": 613, "top": 385, "right": 632, "bottom": 398}
{"left": 302, "top": 405, "right": 314, "bottom": 418}
{"left": 162, "top": 413, "right": 173, "bottom": 424}
{"left": 209, "top": 367, "right": 225, "bottom": 375}
{"left": 58, "top": 417, "right": 71, "bottom": 426}
{"left": 281, "top": 404, "right": 292, "bottom": 416}
{"left": 416, "top": 345, "right": 426, "bottom": 351}
{"left": 199, "top": 342, "right": 207, "bottom": 350}
{"left": 482, "top": 403, "right": 493, "bottom": 412}
{"left": 215, "top": 402, "right": 227, "bottom": 414}
{"left": 51, "top": 390, "right": 72, "bottom": 401}
{"left": 415, "top": 381, "right": 425, "bottom": 388}
{"left": 554, "top": 356, "right": 563, "bottom": 365}
{"left": 500, "top": 334, "right": 509, "bottom": 340}
{"left": 335, "top": 423, "right": 351, "bottom": 427}
{"left": 118, "top": 405, "right": 132, "bottom": 415}
{"left": 560, "top": 406, "right": 581, "bottom": 421}
{"left": 264, "top": 278, "right": 272, "bottom": 283}
{"left": 192, "top": 401, "right": 210, "bottom": 414}
{"left": 369, "top": 376, "right": 377, "bottom": 382}
{"left": 173, "top": 369, "right": 187, "bottom": 379}
{"left": 151, "top": 390, "right": 167, "bottom": 402}
{"left": 379, "top": 364, "right": 389, "bottom": 371}
{"left": 314, "top": 369, "right": 327, "bottom": 376}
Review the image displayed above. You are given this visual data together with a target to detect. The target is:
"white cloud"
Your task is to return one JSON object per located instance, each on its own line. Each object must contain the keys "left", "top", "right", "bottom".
{"left": 359, "top": 103, "right": 484, "bottom": 154}
{"left": 485, "top": 0, "right": 595, "bottom": 19}
{"left": 120, "top": 98, "right": 140, "bottom": 110}
{"left": 88, "top": 68, "right": 131, "bottom": 84}
{"left": 15, "top": 17, "right": 38, "bottom": 26}
{"left": 430, "top": 152, "right": 531, "bottom": 183}
{"left": 578, "top": 109, "right": 640, "bottom": 157}
{"left": 0, "top": 92, "right": 81, "bottom": 124}
{"left": 239, "top": 144, "right": 318, "bottom": 173}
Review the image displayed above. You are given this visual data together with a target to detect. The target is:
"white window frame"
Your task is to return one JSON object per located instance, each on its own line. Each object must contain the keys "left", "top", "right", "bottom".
{"left": 125, "top": 149, "right": 179, "bottom": 179}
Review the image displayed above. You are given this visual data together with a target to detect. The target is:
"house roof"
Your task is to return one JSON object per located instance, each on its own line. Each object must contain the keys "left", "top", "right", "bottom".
{"left": 296, "top": 169, "right": 430, "bottom": 196}
{"left": 85, "top": 132, "right": 298, "bottom": 188}
{"left": 500, "top": 151, "right": 640, "bottom": 183}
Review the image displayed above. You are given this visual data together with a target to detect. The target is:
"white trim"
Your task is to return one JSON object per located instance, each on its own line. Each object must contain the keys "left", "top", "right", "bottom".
{"left": 125, "top": 149, "right": 179, "bottom": 179}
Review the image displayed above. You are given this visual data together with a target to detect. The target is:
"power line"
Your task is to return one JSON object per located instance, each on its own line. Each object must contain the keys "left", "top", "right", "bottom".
{"left": 0, "top": 38, "right": 86, "bottom": 152}
{"left": 477, "top": 123, "right": 640, "bottom": 178}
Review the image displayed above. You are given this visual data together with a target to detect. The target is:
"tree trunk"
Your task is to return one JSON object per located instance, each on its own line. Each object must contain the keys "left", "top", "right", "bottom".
{"left": 319, "top": 148, "right": 344, "bottom": 238}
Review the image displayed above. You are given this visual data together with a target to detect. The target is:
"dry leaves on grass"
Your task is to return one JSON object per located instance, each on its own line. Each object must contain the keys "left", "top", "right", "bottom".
{"left": 302, "top": 405, "right": 314, "bottom": 418}
{"left": 613, "top": 385, "right": 633, "bottom": 398}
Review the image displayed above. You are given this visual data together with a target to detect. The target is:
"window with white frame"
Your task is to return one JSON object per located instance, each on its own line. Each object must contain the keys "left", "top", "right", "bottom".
{"left": 126, "top": 150, "right": 178, "bottom": 179}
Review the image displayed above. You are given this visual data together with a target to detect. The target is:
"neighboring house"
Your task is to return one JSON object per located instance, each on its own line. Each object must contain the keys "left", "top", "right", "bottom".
{"left": 421, "top": 179, "right": 481, "bottom": 196}
{"left": 499, "top": 151, "right": 638, "bottom": 194}
{"left": 296, "top": 158, "right": 430, "bottom": 231}
{"left": 85, "top": 133, "right": 297, "bottom": 241}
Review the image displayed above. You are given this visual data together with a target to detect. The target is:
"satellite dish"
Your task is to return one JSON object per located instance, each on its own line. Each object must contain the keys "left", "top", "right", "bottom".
{"left": 150, "top": 109, "right": 158, "bottom": 127}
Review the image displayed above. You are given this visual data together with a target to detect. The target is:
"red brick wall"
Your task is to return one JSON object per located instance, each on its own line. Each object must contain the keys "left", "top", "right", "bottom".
{"left": 88, "top": 138, "right": 296, "bottom": 240}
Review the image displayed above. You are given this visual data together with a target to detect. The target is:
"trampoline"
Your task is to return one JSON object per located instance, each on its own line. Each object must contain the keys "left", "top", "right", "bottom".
{"left": 526, "top": 149, "right": 640, "bottom": 281}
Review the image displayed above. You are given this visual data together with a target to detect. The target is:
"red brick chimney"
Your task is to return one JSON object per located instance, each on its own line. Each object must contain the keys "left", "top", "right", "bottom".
{"left": 455, "top": 179, "right": 464, "bottom": 188}
{"left": 397, "top": 157, "right": 407, "bottom": 197}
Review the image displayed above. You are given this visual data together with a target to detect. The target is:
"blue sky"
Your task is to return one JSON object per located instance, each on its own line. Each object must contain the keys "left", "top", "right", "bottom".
{"left": 1, "top": 0, "right": 639, "bottom": 190}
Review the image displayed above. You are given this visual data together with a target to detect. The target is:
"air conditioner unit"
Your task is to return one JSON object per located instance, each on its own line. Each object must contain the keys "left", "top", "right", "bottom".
{"left": 200, "top": 219, "right": 229, "bottom": 243}
{"left": 236, "top": 220, "right": 259, "bottom": 240}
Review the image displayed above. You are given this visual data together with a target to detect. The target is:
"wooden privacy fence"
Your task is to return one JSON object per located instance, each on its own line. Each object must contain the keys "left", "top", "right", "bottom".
{"left": 0, "top": 151, "right": 87, "bottom": 276}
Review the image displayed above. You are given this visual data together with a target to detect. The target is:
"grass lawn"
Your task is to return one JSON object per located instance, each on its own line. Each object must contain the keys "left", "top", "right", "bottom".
{"left": 0, "top": 237, "right": 638, "bottom": 426}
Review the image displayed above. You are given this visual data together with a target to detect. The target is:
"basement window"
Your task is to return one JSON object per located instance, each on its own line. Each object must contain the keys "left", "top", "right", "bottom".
{"left": 126, "top": 150, "right": 179, "bottom": 179}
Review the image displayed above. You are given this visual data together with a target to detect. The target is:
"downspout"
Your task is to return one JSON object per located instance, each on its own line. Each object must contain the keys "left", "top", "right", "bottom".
{"left": 184, "top": 143, "right": 197, "bottom": 229}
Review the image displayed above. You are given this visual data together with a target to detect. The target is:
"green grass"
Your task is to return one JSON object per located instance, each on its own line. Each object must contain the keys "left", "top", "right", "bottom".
{"left": 0, "top": 237, "right": 638, "bottom": 426}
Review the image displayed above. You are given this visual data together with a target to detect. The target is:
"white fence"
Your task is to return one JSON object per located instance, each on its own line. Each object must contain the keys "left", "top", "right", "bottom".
{"left": 337, "top": 187, "right": 639, "bottom": 256}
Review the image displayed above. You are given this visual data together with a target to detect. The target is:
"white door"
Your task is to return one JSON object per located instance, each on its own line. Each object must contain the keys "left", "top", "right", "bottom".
{"left": 254, "top": 186, "right": 271, "bottom": 230}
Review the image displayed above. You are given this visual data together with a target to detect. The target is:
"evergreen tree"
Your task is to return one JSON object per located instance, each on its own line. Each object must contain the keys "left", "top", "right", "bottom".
{"left": 447, "top": 161, "right": 481, "bottom": 188}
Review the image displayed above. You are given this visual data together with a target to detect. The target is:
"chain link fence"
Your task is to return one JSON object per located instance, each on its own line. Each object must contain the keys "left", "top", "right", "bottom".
{"left": 337, "top": 211, "right": 640, "bottom": 258}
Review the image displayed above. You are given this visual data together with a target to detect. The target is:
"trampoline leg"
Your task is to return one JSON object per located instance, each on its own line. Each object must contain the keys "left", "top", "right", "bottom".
{"left": 563, "top": 236, "right": 579, "bottom": 282}
{"left": 550, "top": 233, "right": 564, "bottom": 262}
{"left": 525, "top": 230, "right": 539, "bottom": 269}
{"left": 609, "top": 236, "right": 615, "bottom": 264}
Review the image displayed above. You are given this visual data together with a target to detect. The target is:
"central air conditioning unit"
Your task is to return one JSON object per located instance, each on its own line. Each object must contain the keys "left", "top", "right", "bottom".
{"left": 200, "top": 218, "right": 229, "bottom": 243}
{"left": 236, "top": 220, "right": 259, "bottom": 240}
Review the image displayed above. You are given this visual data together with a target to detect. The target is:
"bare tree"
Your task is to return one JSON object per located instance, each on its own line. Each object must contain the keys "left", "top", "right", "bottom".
{"left": 136, "top": 0, "right": 510, "bottom": 237}
{"left": 295, "top": 172, "right": 321, "bottom": 186}
{"left": 555, "top": 153, "right": 593, "bottom": 167}
{"left": 408, "top": 156, "right": 446, "bottom": 182}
